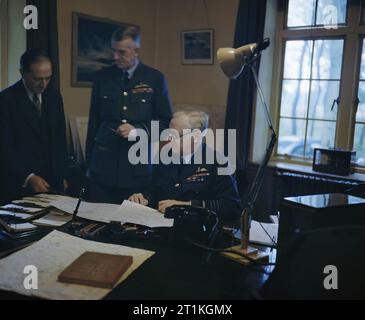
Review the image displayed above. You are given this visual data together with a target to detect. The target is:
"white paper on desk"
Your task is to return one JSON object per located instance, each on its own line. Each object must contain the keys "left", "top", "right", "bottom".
{"left": 33, "top": 194, "right": 72, "bottom": 202}
{"left": 50, "top": 198, "right": 173, "bottom": 227}
{"left": 8, "top": 223, "right": 38, "bottom": 232}
{"left": 270, "top": 215, "right": 279, "bottom": 225}
{"left": 249, "top": 221, "right": 278, "bottom": 246}
{"left": 117, "top": 201, "right": 174, "bottom": 228}
{"left": 50, "top": 198, "right": 122, "bottom": 223}
{"left": 22, "top": 196, "right": 53, "bottom": 204}
{"left": 0, "top": 230, "right": 154, "bottom": 300}
{"left": 33, "top": 210, "right": 72, "bottom": 227}
{"left": 13, "top": 199, "right": 50, "bottom": 208}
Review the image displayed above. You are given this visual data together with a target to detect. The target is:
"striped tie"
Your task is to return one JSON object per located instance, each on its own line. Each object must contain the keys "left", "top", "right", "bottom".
{"left": 33, "top": 93, "right": 42, "bottom": 117}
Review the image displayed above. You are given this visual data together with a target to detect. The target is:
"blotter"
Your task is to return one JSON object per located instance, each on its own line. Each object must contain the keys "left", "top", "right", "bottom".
{"left": 58, "top": 251, "right": 133, "bottom": 288}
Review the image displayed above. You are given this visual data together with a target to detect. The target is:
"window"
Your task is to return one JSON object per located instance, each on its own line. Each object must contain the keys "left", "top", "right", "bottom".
{"left": 354, "top": 39, "right": 365, "bottom": 165}
{"left": 278, "top": 39, "right": 343, "bottom": 158}
{"left": 286, "top": 0, "right": 348, "bottom": 28}
{"left": 0, "top": 0, "right": 26, "bottom": 89}
{"left": 274, "top": 0, "right": 365, "bottom": 168}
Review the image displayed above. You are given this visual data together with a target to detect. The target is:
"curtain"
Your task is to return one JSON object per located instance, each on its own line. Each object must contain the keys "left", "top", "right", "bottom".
{"left": 225, "top": 0, "right": 267, "bottom": 177}
{"left": 26, "top": 0, "right": 60, "bottom": 90}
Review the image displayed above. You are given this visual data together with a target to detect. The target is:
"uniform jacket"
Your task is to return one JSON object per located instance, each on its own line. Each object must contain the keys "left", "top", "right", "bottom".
{"left": 0, "top": 81, "right": 67, "bottom": 201}
{"left": 86, "top": 63, "right": 173, "bottom": 188}
{"left": 147, "top": 144, "right": 242, "bottom": 222}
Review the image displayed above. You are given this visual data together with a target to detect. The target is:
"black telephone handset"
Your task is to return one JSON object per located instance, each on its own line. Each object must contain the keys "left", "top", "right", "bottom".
{"left": 164, "top": 205, "right": 219, "bottom": 245}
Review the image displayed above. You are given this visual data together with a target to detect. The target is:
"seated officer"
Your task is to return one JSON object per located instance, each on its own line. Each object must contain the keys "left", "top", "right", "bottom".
{"left": 129, "top": 110, "right": 242, "bottom": 222}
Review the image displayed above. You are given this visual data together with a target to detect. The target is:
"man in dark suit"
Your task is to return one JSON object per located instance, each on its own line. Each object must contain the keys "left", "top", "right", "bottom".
{"left": 86, "top": 26, "right": 172, "bottom": 204}
{"left": 0, "top": 49, "right": 67, "bottom": 202}
{"left": 129, "top": 110, "right": 242, "bottom": 222}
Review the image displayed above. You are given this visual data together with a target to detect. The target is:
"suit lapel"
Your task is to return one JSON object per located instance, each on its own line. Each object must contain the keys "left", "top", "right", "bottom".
{"left": 15, "top": 81, "right": 42, "bottom": 138}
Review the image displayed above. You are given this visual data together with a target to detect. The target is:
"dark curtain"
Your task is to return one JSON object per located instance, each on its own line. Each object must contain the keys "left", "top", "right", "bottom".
{"left": 26, "top": 0, "right": 60, "bottom": 90}
{"left": 225, "top": 0, "right": 267, "bottom": 177}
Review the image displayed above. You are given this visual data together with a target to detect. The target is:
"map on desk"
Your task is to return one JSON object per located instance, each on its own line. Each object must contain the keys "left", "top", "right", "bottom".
{"left": 50, "top": 198, "right": 174, "bottom": 228}
{"left": 0, "top": 230, "right": 154, "bottom": 300}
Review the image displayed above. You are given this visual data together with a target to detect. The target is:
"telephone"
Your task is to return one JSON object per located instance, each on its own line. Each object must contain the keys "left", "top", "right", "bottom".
{"left": 164, "top": 205, "right": 219, "bottom": 246}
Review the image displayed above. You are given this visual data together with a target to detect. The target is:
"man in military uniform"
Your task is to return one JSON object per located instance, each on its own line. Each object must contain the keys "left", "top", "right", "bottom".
{"left": 86, "top": 26, "right": 173, "bottom": 204}
{"left": 129, "top": 110, "right": 242, "bottom": 222}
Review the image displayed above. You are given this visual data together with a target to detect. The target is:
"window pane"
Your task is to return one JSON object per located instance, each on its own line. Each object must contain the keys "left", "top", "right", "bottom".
{"left": 354, "top": 124, "right": 365, "bottom": 165}
{"left": 283, "top": 40, "right": 313, "bottom": 79}
{"left": 357, "top": 82, "right": 365, "bottom": 122}
{"left": 280, "top": 80, "right": 310, "bottom": 118}
{"left": 316, "top": 0, "right": 347, "bottom": 26}
{"left": 360, "top": 40, "right": 365, "bottom": 80}
{"left": 306, "top": 120, "right": 336, "bottom": 156}
{"left": 308, "top": 80, "right": 340, "bottom": 120}
{"left": 278, "top": 118, "right": 306, "bottom": 156}
{"left": 312, "top": 40, "right": 344, "bottom": 79}
{"left": 287, "top": 0, "right": 316, "bottom": 27}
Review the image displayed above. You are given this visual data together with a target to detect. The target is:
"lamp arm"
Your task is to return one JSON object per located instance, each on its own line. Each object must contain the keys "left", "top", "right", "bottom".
{"left": 246, "top": 62, "right": 277, "bottom": 210}
{"left": 239, "top": 62, "right": 277, "bottom": 249}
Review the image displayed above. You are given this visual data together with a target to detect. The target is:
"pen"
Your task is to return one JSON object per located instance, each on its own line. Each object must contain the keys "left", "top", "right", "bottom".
{"left": 72, "top": 188, "right": 86, "bottom": 222}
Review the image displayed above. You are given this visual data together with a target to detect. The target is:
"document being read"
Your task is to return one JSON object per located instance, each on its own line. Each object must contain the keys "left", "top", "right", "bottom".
{"left": 50, "top": 198, "right": 173, "bottom": 228}
{"left": 117, "top": 201, "right": 173, "bottom": 228}
{"left": 0, "top": 230, "right": 154, "bottom": 300}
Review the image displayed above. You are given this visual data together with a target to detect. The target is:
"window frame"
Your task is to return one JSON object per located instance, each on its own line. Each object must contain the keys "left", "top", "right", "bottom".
{"left": 271, "top": 0, "right": 365, "bottom": 172}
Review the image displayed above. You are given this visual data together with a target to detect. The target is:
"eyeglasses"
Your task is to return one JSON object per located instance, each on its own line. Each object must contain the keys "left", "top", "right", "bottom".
{"left": 167, "top": 131, "right": 195, "bottom": 142}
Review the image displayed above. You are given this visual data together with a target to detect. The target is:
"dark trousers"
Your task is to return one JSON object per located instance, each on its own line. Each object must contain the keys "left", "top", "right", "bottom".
{"left": 87, "top": 179, "right": 148, "bottom": 205}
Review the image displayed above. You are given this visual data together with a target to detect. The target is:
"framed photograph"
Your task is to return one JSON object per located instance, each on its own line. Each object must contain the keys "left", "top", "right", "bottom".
{"left": 181, "top": 29, "right": 214, "bottom": 65}
{"left": 72, "top": 12, "right": 137, "bottom": 87}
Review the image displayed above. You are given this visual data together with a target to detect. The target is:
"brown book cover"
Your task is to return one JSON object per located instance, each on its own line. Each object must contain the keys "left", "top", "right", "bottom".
{"left": 58, "top": 251, "right": 133, "bottom": 289}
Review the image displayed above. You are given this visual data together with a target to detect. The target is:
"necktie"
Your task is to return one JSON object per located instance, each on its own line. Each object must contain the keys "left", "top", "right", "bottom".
{"left": 33, "top": 93, "right": 42, "bottom": 117}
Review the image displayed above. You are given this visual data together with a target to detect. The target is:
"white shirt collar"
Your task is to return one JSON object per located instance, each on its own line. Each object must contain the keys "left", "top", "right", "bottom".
{"left": 125, "top": 60, "right": 139, "bottom": 79}
{"left": 22, "top": 79, "right": 42, "bottom": 104}
{"left": 182, "top": 153, "right": 193, "bottom": 164}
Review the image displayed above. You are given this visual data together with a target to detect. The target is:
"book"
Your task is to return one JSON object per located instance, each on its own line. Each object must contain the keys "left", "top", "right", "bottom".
{"left": 58, "top": 251, "right": 133, "bottom": 289}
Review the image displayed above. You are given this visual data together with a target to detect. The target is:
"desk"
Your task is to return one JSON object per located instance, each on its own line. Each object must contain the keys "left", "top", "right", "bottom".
{"left": 0, "top": 219, "right": 274, "bottom": 300}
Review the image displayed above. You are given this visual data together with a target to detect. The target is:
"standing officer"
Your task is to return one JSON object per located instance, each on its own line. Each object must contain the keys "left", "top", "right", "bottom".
{"left": 86, "top": 26, "right": 172, "bottom": 204}
{"left": 129, "top": 110, "right": 242, "bottom": 222}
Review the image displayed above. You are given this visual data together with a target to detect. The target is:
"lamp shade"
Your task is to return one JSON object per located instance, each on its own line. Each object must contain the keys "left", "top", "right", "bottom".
{"left": 217, "top": 43, "right": 257, "bottom": 79}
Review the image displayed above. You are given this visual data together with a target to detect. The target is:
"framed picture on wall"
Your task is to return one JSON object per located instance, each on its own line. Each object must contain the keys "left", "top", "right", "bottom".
{"left": 72, "top": 12, "right": 138, "bottom": 87}
{"left": 181, "top": 29, "right": 214, "bottom": 65}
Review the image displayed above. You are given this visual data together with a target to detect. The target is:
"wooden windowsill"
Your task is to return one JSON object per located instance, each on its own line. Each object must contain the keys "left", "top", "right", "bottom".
{"left": 268, "top": 161, "right": 365, "bottom": 183}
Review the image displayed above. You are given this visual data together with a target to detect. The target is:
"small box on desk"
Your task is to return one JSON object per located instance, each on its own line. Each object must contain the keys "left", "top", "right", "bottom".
{"left": 312, "top": 148, "right": 356, "bottom": 176}
{"left": 277, "top": 193, "right": 365, "bottom": 260}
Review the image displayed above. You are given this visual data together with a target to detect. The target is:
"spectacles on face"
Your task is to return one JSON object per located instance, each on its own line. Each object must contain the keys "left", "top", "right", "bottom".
{"left": 167, "top": 131, "right": 195, "bottom": 142}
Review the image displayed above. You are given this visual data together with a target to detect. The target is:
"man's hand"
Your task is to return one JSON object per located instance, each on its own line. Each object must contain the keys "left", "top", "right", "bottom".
{"left": 116, "top": 123, "right": 136, "bottom": 139}
{"left": 128, "top": 193, "right": 149, "bottom": 206}
{"left": 158, "top": 200, "right": 191, "bottom": 214}
{"left": 63, "top": 179, "right": 69, "bottom": 191}
{"left": 28, "top": 175, "right": 50, "bottom": 193}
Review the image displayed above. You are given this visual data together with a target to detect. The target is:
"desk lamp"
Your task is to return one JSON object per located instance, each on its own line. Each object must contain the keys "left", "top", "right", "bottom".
{"left": 217, "top": 38, "right": 277, "bottom": 264}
